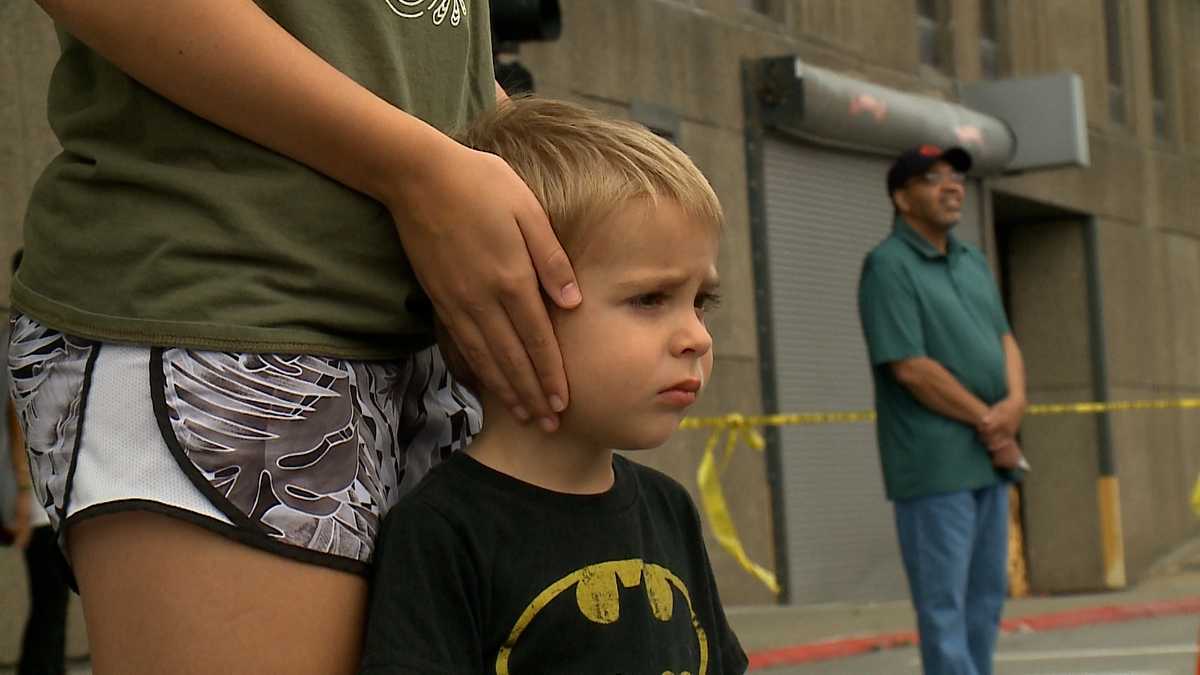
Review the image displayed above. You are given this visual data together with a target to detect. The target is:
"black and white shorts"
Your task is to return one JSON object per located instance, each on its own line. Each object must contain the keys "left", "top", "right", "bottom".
{"left": 8, "top": 313, "right": 481, "bottom": 575}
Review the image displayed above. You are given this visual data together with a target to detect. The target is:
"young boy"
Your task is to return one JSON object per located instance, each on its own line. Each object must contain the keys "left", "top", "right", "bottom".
{"left": 360, "top": 97, "right": 748, "bottom": 675}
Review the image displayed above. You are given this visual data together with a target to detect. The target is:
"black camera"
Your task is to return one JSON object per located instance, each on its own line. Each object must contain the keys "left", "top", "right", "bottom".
{"left": 491, "top": 0, "right": 562, "bottom": 94}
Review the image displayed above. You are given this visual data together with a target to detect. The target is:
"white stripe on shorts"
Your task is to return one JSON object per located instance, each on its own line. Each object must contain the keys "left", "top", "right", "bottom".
{"left": 70, "top": 344, "right": 232, "bottom": 525}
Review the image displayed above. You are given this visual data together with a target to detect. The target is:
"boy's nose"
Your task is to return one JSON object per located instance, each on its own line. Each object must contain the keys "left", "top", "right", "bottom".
{"left": 672, "top": 314, "right": 713, "bottom": 358}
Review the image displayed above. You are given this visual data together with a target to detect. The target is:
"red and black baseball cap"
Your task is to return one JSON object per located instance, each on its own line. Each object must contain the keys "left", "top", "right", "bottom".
{"left": 886, "top": 144, "right": 973, "bottom": 195}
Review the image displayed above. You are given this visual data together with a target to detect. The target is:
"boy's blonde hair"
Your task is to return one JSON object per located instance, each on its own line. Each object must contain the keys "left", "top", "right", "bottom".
{"left": 457, "top": 96, "right": 724, "bottom": 256}
{"left": 439, "top": 96, "right": 723, "bottom": 392}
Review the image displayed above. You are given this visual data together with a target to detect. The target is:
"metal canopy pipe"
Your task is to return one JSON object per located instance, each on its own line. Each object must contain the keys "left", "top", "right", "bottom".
{"left": 755, "top": 57, "right": 1016, "bottom": 173}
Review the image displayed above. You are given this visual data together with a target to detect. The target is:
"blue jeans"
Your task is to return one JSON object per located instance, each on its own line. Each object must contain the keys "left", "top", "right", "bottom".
{"left": 894, "top": 483, "right": 1009, "bottom": 675}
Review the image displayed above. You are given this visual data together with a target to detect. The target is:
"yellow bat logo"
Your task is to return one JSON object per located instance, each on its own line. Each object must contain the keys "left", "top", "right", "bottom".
{"left": 496, "top": 559, "right": 709, "bottom": 675}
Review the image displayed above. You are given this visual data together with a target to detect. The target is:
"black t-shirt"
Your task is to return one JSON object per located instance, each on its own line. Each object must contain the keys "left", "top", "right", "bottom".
{"left": 360, "top": 452, "right": 748, "bottom": 675}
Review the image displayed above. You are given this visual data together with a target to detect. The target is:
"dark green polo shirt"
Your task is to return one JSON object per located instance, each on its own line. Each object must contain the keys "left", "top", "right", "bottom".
{"left": 858, "top": 215, "right": 1012, "bottom": 500}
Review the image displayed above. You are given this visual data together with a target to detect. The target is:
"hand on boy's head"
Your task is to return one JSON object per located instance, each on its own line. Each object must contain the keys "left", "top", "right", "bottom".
{"left": 392, "top": 139, "right": 579, "bottom": 428}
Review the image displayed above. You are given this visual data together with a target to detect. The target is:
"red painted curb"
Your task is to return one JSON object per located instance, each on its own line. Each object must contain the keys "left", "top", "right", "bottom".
{"left": 748, "top": 631, "right": 918, "bottom": 669}
{"left": 747, "top": 596, "right": 1200, "bottom": 670}
{"left": 999, "top": 597, "right": 1200, "bottom": 633}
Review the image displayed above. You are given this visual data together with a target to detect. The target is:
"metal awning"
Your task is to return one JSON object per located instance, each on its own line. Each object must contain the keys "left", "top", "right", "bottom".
{"left": 751, "top": 57, "right": 1016, "bottom": 173}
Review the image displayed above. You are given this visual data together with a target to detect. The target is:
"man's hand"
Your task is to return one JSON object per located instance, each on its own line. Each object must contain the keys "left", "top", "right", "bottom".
{"left": 978, "top": 397, "right": 1025, "bottom": 447}
{"left": 989, "top": 438, "right": 1026, "bottom": 471}
{"left": 391, "top": 141, "right": 580, "bottom": 431}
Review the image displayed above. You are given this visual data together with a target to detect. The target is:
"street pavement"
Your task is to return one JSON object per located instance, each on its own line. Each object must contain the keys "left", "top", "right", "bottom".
{"left": 727, "top": 536, "right": 1200, "bottom": 673}
{"left": 764, "top": 614, "right": 1198, "bottom": 674}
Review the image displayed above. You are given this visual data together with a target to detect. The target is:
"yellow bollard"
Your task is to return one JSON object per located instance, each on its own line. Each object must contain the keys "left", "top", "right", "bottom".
{"left": 1191, "top": 473, "right": 1200, "bottom": 520}
{"left": 1007, "top": 486, "right": 1029, "bottom": 598}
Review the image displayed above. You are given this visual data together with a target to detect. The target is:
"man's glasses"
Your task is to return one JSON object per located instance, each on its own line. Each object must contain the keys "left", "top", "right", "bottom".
{"left": 919, "top": 171, "right": 966, "bottom": 186}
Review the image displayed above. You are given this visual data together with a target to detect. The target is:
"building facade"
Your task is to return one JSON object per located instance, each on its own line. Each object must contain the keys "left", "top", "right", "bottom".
{"left": 2, "top": 3, "right": 1199, "bottom": 638}
{"left": 511, "top": 0, "right": 1200, "bottom": 607}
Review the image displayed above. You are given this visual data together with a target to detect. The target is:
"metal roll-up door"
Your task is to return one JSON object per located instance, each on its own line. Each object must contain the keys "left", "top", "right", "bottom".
{"left": 760, "top": 136, "right": 983, "bottom": 604}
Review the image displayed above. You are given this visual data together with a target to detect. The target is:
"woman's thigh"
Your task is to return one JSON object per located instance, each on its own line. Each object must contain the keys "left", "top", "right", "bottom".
{"left": 70, "top": 510, "right": 367, "bottom": 675}
{"left": 11, "top": 318, "right": 482, "bottom": 673}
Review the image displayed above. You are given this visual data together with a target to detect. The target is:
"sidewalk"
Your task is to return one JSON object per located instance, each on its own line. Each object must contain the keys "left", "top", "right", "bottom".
{"left": 726, "top": 538, "right": 1200, "bottom": 669}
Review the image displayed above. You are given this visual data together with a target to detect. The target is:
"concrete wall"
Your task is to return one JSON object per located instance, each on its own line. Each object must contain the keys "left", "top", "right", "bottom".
{"left": 1004, "top": 220, "right": 1104, "bottom": 593}
{"left": 992, "top": 0, "right": 1200, "bottom": 589}
{"left": 0, "top": 1, "right": 57, "bottom": 293}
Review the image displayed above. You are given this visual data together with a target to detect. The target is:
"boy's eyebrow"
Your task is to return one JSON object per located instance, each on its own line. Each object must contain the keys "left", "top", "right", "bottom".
{"left": 612, "top": 268, "right": 721, "bottom": 291}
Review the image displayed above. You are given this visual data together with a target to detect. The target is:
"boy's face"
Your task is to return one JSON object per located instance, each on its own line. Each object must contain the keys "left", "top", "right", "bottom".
{"left": 551, "top": 200, "right": 719, "bottom": 450}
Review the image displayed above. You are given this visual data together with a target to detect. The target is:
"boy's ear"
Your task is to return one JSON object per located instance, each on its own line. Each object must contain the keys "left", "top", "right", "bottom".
{"left": 892, "top": 189, "right": 910, "bottom": 215}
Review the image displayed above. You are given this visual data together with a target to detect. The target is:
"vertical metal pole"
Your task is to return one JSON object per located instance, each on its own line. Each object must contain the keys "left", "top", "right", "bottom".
{"left": 743, "top": 59, "right": 791, "bottom": 604}
{"left": 1084, "top": 216, "right": 1125, "bottom": 589}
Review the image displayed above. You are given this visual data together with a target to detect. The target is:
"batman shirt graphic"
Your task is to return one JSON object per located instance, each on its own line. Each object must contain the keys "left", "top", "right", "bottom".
{"left": 360, "top": 452, "right": 748, "bottom": 674}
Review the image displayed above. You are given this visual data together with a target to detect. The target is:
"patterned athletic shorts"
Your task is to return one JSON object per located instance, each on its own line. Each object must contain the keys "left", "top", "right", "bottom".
{"left": 8, "top": 313, "right": 481, "bottom": 575}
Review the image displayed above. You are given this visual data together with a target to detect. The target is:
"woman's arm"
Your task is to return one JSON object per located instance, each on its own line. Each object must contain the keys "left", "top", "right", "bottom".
{"left": 36, "top": 0, "right": 577, "bottom": 425}
{"left": 39, "top": 0, "right": 445, "bottom": 207}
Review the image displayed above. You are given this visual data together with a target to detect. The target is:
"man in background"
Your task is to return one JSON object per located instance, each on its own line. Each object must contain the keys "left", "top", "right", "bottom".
{"left": 858, "top": 145, "right": 1027, "bottom": 675}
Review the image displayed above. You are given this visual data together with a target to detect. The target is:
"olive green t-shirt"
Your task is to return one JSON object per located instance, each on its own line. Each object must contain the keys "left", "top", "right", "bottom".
{"left": 14, "top": 1, "right": 495, "bottom": 358}
{"left": 857, "top": 216, "right": 1012, "bottom": 501}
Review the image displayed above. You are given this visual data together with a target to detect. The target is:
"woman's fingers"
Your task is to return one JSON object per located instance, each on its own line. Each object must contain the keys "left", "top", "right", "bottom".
{"left": 440, "top": 290, "right": 559, "bottom": 429}
{"left": 439, "top": 310, "right": 523, "bottom": 417}
{"left": 507, "top": 206, "right": 572, "bottom": 411}
{"left": 517, "top": 202, "right": 581, "bottom": 311}
{"left": 500, "top": 276, "right": 568, "bottom": 416}
{"left": 478, "top": 299, "right": 560, "bottom": 430}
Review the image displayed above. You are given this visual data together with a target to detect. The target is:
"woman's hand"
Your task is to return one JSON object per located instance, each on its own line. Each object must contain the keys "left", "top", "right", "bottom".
{"left": 35, "top": 1, "right": 581, "bottom": 425}
{"left": 390, "top": 140, "right": 580, "bottom": 430}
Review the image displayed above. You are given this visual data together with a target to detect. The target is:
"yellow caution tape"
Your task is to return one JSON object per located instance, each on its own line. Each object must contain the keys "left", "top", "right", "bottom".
{"left": 681, "top": 410, "right": 876, "bottom": 430}
{"left": 695, "top": 415, "right": 780, "bottom": 595}
{"left": 1026, "top": 398, "right": 1200, "bottom": 415}
{"left": 684, "top": 398, "right": 1200, "bottom": 594}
